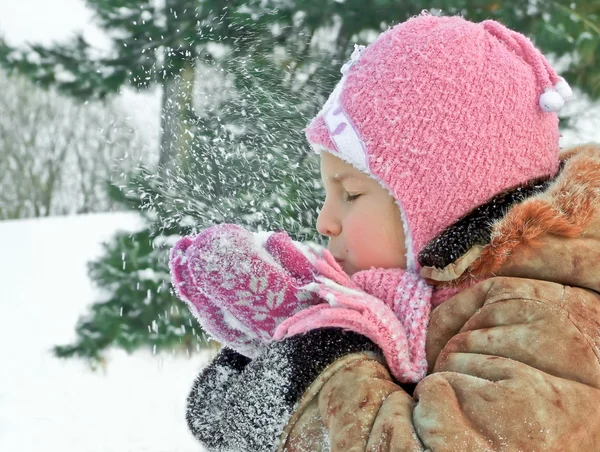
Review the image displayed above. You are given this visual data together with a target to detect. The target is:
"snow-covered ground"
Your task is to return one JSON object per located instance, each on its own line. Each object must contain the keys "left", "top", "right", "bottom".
{"left": 0, "top": 213, "right": 209, "bottom": 451}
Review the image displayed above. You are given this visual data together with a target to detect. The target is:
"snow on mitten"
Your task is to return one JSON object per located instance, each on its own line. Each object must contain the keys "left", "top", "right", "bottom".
{"left": 308, "top": 246, "right": 359, "bottom": 289}
{"left": 169, "top": 224, "right": 321, "bottom": 358}
{"left": 274, "top": 269, "right": 432, "bottom": 383}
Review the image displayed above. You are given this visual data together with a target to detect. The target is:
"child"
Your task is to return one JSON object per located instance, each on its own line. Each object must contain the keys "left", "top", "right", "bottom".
{"left": 171, "top": 13, "right": 600, "bottom": 452}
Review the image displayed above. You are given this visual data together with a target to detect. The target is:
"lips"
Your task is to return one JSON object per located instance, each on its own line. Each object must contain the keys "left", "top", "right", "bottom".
{"left": 328, "top": 249, "right": 345, "bottom": 266}
{"left": 333, "top": 258, "right": 346, "bottom": 270}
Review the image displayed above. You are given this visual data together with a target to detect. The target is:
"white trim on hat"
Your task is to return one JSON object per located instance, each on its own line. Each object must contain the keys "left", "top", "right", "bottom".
{"left": 323, "top": 100, "right": 370, "bottom": 173}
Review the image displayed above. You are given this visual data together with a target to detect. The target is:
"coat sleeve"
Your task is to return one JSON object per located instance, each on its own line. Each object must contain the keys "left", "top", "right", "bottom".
{"left": 186, "top": 347, "right": 251, "bottom": 450}
{"left": 281, "top": 276, "right": 600, "bottom": 452}
{"left": 186, "top": 328, "right": 381, "bottom": 452}
{"left": 413, "top": 276, "right": 600, "bottom": 451}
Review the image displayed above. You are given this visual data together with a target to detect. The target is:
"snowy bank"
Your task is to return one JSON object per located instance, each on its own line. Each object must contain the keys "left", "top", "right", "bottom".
{"left": 0, "top": 213, "right": 208, "bottom": 451}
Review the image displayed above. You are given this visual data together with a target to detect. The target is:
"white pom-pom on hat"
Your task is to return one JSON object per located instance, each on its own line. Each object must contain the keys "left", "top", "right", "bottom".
{"left": 539, "top": 88, "right": 565, "bottom": 113}
{"left": 539, "top": 78, "right": 573, "bottom": 113}
{"left": 554, "top": 78, "right": 573, "bottom": 100}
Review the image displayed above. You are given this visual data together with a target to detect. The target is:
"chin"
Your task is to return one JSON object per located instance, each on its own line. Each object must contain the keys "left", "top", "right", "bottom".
{"left": 340, "top": 262, "right": 356, "bottom": 276}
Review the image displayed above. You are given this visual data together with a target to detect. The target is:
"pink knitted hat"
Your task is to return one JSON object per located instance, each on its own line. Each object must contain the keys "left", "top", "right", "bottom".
{"left": 305, "top": 13, "right": 572, "bottom": 271}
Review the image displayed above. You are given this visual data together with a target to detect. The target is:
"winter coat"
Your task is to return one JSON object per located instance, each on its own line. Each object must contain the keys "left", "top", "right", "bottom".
{"left": 186, "top": 143, "right": 600, "bottom": 451}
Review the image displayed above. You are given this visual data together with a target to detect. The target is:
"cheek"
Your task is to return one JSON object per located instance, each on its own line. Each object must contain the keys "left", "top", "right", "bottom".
{"left": 344, "top": 208, "right": 403, "bottom": 269}
{"left": 343, "top": 216, "right": 371, "bottom": 256}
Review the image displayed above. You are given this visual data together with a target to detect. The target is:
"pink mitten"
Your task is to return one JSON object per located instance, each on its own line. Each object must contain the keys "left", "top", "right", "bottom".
{"left": 170, "top": 224, "right": 321, "bottom": 358}
{"left": 274, "top": 271, "right": 432, "bottom": 383}
{"left": 308, "top": 247, "right": 359, "bottom": 290}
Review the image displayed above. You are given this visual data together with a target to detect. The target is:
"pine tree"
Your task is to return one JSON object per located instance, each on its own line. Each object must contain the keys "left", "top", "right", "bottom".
{"left": 50, "top": 1, "right": 339, "bottom": 365}
{"left": 53, "top": 227, "right": 207, "bottom": 367}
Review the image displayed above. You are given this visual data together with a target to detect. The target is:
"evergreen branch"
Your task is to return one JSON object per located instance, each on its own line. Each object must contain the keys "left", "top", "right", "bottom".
{"left": 551, "top": 2, "right": 600, "bottom": 36}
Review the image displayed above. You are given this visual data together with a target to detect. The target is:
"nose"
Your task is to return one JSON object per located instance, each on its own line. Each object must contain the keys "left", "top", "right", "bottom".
{"left": 316, "top": 197, "right": 342, "bottom": 238}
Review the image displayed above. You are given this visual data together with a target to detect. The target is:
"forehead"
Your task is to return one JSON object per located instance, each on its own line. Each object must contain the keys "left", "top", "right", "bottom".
{"left": 320, "top": 152, "right": 366, "bottom": 181}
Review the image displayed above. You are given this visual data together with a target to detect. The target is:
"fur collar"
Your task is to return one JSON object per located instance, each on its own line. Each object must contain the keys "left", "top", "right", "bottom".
{"left": 420, "top": 143, "right": 600, "bottom": 284}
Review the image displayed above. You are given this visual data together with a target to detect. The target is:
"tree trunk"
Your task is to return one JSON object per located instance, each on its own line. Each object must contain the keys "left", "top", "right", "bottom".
{"left": 158, "top": 59, "right": 196, "bottom": 176}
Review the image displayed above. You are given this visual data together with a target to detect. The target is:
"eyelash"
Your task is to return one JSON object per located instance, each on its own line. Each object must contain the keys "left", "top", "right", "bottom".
{"left": 344, "top": 192, "right": 361, "bottom": 202}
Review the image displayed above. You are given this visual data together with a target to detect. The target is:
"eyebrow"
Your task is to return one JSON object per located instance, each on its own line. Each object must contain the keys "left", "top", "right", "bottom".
{"left": 331, "top": 172, "right": 358, "bottom": 182}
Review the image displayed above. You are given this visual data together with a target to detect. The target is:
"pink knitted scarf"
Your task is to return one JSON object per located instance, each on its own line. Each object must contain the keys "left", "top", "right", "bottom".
{"left": 276, "top": 264, "right": 440, "bottom": 382}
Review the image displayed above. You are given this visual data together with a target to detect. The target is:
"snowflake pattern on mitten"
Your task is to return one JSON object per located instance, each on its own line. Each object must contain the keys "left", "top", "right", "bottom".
{"left": 170, "top": 224, "right": 321, "bottom": 358}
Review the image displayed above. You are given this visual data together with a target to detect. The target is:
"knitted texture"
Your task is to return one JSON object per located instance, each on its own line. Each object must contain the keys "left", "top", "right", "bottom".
{"left": 170, "top": 224, "right": 411, "bottom": 359}
{"left": 354, "top": 268, "right": 434, "bottom": 377}
{"left": 274, "top": 269, "right": 432, "bottom": 382}
{"left": 353, "top": 268, "right": 433, "bottom": 368}
{"left": 305, "top": 14, "right": 565, "bottom": 269}
{"left": 169, "top": 224, "right": 322, "bottom": 358}
{"left": 352, "top": 267, "right": 405, "bottom": 304}
{"left": 170, "top": 222, "right": 436, "bottom": 381}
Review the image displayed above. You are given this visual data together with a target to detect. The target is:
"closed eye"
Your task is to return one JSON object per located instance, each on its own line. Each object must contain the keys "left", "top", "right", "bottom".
{"left": 344, "top": 192, "right": 361, "bottom": 202}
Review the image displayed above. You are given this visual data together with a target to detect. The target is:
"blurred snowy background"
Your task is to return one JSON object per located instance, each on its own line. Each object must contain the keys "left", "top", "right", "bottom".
{"left": 0, "top": 0, "right": 598, "bottom": 451}
{"left": 0, "top": 213, "right": 204, "bottom": 451}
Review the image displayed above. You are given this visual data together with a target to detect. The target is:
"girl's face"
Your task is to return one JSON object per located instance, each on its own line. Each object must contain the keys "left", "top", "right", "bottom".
{"left": 317, "top": 152, "right": 407, "bottom": 275}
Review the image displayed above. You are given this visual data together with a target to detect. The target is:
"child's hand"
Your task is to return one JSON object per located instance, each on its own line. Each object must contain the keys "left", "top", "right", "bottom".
{"left": 266, "top": 230, "right": 359, "bottom": 290}
{"left": 273, "top": 273, "right": 432, "bottom": 383}
{"left": 308, "top": 246, "right": 359, "bottom": 289}
{"left": 169, "top": 224, "right": 322, "bottom": 358}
